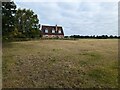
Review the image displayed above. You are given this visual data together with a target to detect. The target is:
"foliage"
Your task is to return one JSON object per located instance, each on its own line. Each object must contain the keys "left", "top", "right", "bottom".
{"left": 2, "top": 1, "right": 41, "bottom": 41}
{"left": 14, "top": 8, "right": 41, "bottom": 38}
{"left": 69, "top": 35, "right": 120, "bottom": 39}
{"left": 2, "top": 1, "right": 16, "bottom": 39}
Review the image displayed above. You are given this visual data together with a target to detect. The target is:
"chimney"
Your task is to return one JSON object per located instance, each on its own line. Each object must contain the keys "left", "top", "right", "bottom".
{"left": 55, "top": 24, "right": 57, "bottom": 31}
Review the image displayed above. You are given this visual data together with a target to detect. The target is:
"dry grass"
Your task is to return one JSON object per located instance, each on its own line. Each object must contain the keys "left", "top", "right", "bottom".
{"left": 2, "top": 39, "right": 118, "bottom": 88}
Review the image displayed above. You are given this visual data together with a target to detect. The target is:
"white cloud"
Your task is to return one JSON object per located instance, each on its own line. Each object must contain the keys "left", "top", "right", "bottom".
{"left": 14, "top": 1, "right": 118, "bottom": 36}
{"left": 14, "top": 0, "right": 119, "bottom": 2}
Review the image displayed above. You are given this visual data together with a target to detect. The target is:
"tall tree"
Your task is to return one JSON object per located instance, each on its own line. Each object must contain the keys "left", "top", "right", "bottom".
{"left": 15, "top": 9, "right": 41, "bottom": 38}
{"left": 2, "top": 1, "right": 16, "bottom": 39}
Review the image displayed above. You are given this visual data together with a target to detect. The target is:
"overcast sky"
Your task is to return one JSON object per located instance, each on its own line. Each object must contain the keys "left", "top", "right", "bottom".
{"left": 14, "top": 0, "right": 118, "bottom": 36}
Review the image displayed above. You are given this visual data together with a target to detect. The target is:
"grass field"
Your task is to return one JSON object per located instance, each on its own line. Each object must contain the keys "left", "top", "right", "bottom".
{"left": 2, "top": 39, "right": 118, "bottom": 88}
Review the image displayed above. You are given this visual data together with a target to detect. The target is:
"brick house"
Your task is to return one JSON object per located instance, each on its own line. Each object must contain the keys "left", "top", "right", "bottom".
{"left": 41, "top": 25, "right": 64, "bottom": 38}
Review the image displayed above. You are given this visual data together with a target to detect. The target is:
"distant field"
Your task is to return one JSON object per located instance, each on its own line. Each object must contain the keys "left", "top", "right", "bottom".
{"left": 2, "top": 39, "right": 118, "bottom": 88}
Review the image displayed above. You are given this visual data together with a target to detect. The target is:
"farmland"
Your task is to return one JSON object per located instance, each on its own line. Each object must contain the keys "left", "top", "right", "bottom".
{"left": 2, "top": 39, "right": 118, "bottom": 88}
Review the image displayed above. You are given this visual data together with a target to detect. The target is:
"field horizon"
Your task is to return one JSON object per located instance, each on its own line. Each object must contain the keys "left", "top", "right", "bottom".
{"left": 2, "top": 39, "right": 118, "bottom": 88}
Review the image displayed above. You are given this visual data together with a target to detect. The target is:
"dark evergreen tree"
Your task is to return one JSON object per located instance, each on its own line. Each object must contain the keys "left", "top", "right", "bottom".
{"left": 2, "top": 1, "right": 16, "bottom": 39}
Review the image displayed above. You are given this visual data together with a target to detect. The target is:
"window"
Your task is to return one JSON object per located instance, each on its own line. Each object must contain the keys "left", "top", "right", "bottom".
{"left": 52, "top": 29, "right": 55, "bottom": 33}
{"left": 58, "top": 30, "right": 61, "bottom": 33}
{"left": 45, "top": 28, "right": 48, "bottom": 33}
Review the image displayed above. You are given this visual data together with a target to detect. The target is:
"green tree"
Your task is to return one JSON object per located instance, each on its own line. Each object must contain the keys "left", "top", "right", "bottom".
{"left": 2, "top": 1, "right": 16, "bottom": 39}
{"left": 15, "top": 9, "right": 41, "bottom": 38}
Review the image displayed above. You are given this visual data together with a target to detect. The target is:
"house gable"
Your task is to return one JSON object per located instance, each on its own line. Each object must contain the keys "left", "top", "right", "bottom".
{"left": 41, "top": 25, "right": 64, "bottom": 38}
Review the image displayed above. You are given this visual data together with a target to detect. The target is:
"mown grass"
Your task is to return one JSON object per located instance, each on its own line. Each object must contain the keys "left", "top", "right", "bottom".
{"left": 2, "top": 39, "right": 118, "bottom": 88}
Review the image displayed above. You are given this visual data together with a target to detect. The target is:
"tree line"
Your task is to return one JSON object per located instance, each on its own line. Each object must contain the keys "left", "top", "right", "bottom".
{"left": 2, "top": 1, "right": 41, "bottom": 41}
{"left": 65, "top": 35, "right": 120, "bottom": 39}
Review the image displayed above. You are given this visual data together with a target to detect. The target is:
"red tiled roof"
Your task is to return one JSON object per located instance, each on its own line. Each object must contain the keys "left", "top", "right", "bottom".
{"left": 41, "top": 25, "right": 64, "bottom": 35}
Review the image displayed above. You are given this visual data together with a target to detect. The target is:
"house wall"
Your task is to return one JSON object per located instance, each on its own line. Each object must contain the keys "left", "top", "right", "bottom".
{"left": 42, "top": 35, "right": 64, "bottom": 38}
